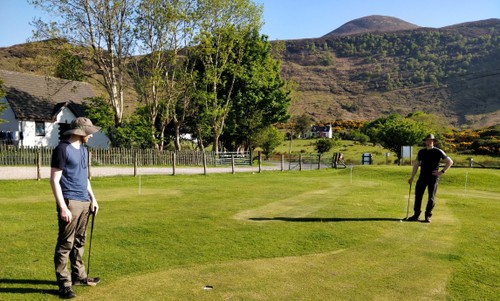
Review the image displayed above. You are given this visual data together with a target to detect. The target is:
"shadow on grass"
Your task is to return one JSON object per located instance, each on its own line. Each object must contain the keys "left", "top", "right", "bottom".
{"left": 249, "top": 217, "right": 401, "bottom": 222}
{"left": 0, "top": 279, "right": 58, "bottom": 296}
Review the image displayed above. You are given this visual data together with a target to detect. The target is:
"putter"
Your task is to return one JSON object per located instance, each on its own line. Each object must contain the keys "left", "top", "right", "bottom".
{"left": 87, "top": 210, "right": 96, "bottom": 279}
{"left": 404, "top": 183, "right": 412, "bottom": 220}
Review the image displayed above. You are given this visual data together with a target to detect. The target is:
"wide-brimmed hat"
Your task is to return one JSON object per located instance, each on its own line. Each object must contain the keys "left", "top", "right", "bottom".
{"left": 423, "top": 134, "right": 437, "bottom": 141}
{"left": 63, "top": 117, "right": 101, "bottom": 137}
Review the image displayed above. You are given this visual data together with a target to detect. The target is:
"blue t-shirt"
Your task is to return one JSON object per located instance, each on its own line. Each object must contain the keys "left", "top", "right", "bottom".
{"left": 51, "top": 141, "right": 90, "bottom": 201}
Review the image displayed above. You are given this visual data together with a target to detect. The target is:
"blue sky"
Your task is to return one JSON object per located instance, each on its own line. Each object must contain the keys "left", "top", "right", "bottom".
{"left": 0, "top": 0, "right": 498, "bottom": 47}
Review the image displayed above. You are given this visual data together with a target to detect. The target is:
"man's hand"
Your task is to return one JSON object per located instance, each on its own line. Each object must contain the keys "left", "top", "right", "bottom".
{"left": 91, "top": 199, "right": 99, "bottom": 216}
{"left": 60, "top": 207, "right": 72, "bottom": 223}
{"left": 432, "top": 170, "right": 444, "bottom": 177}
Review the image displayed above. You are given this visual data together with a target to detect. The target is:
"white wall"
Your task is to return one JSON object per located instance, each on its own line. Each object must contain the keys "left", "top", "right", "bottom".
{"left": 0, "top": 97, "right": 18, "bottom": 132}
{"left": 0, "top": 97, "right": 21, "bottom": 146}
{"left": 54, "top": 108, "right": 110, "bottom": 148}
{"left": 0, "top": 97, "right": 110, "bottom": 148}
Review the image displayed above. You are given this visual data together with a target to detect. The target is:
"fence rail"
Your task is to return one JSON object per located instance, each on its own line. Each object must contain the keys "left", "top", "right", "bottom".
{"left": 0, "top": 145, "right": 251, "bottom": 167}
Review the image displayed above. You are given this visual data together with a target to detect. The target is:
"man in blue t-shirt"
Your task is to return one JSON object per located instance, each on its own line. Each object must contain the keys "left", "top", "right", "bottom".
{"left": 407, "top": 134, "right": 453, "bottom": 223}
{"left": 50, "top": 117, "right": 101, "bottom": 299}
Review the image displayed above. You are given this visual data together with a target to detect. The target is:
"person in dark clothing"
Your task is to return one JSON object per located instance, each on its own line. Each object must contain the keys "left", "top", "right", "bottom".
{"left": 407, "top": 134, "right": 453, "bottom": 223}
{"left": 50, "top": 117, "right": 101, "bottom": 299}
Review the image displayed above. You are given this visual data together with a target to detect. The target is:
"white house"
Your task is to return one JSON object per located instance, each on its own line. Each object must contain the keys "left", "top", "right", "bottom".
{"left": 304, "top": 124, "right": 333, "bottom": 139}
{"left": 0, "top": 69, "right": 109, "bottom": 148}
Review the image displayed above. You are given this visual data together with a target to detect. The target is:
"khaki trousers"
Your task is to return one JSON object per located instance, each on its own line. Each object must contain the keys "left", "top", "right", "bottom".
{"left": 54, "top": 200, "right": 90, "bottom": 288}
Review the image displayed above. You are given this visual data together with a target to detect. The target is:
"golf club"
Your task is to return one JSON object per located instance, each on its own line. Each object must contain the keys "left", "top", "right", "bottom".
{"left": 87, "top": 210, "right": 95, "bottom": 276}
{"left": 404, "top": 183, "right": 412, "bottom": 220}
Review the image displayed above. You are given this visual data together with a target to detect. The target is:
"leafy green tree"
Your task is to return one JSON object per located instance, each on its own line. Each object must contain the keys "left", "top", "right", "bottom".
{"left": 367, "top": 114, "right": 427, "bottom": 163}
{"left": 254, "top": 125, "right": 283, "bottom": 159}
{"left": 107, "top": 110, "right": 154, "bottom": 148}
{"left": 292, "top": 114, "right": 314, "bottom": 138}
{"left": 221, "top": 30, "right": 291, "bottom": 151}
{"left": 55, "top": 50, "right": 84, "bottom": 81}
{"left": 82, "top": 96, "right": 152, "bottom": 147}
{"left": 133, "top": 0, "right": 198, "bottom": 151}
{"left": 315, "top": 138, "right": 333, "bottom": 154}
{"left": 350, "top": 130, "right": 370, "bottom": 145}
{"left": 81, "top": 96, "right": 115, "bottom": 135}
{"left": 406, "top": 111, "right": 448, "bottom": 136}
{"left": 192, "top": 0, "right": 263, "bottom": 153}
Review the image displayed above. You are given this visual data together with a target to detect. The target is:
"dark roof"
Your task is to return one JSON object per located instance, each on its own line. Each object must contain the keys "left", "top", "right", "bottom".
{"left": 0, "top": 69, "right": 96, "bottom": 121}
{"left": 312, "top": 125, "right": 331, "bottom": 132}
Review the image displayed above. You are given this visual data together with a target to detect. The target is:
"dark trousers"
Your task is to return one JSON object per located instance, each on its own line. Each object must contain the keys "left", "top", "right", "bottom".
{"left": 414, "top": 176, "right": 439, "bottom": 218}
{"left": 55, "top": 200, "right": 90, "bottom": 289}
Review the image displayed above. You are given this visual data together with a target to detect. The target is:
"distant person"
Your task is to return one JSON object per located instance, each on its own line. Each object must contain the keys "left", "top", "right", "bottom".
{"left": 407, "top": 134, "right": 453, "bottom": 223}
{"left": 50, "top": 117, "right": 101, "bottom": 299}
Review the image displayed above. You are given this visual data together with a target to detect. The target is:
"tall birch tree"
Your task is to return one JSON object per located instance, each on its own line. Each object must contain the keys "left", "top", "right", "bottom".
{"left": 29, "top": 0, "right": 136, "bottom": 125}
{"left": 134, "top": 0, "right": 198, "bottom": 150}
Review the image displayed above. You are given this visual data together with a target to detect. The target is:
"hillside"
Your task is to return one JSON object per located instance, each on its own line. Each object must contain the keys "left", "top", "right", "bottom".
{"left": 0, "top": 16, "right": 499, "bottom": 129}
{"left": 280, "top": 16, "right": 500, "bottom": 128}
{"left": 323, "top": 15, "right": 420, "bottom": 37}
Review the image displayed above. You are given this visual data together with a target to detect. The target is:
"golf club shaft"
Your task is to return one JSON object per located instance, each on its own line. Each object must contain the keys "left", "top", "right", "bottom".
{"left": 406, "top": 183, "right": 412, "bottom": 219}
{"left": 87, "top": 211, "right": 95, "bottom": 276}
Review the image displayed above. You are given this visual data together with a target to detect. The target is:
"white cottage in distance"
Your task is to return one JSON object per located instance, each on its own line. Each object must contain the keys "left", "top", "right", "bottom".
{"left": 0, "top": 70, "right": 109, "bottom": 148}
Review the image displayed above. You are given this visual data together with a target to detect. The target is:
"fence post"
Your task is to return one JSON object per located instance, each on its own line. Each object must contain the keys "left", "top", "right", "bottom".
{"left": 281, "top": 154, "right": 284, "bottom": 172}
{"left": 88, "top": 151, "right": 92, "bottom": 180}
{"left": 231, "top": 154, "right": 235, "bottom": 174}
{"left": 299, "top": 154, "right": 303, "bottom": 171}
{"left": 172, "top": 152, "right": 176, "bottom": 176}
{"left": 258, "top": 151, "right": 262, "bottom": 173}
{"left": 318, "top": 154, "right": 321, "bottom": 170}
{"left": 37, "top": 148, "right": 42, "bottom": 181}
{"left": 133, "top": 150, "right": 138, "bottom": 177}
{"left": 203, "top": 152, "right": 207, "bottom": 175}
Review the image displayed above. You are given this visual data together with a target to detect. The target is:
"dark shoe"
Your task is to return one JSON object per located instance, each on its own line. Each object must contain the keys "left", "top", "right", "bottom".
{"left": 59, "top": 286, "right": 76, "bottom": 299}
{"left": 73, "top": 277, "right": 101, "bottom": 286}
{"left": 406, "top": 215, "right": 419, "bottom": 221}
{"left": 424, "top": 216, "right": 431, "bottom": 223}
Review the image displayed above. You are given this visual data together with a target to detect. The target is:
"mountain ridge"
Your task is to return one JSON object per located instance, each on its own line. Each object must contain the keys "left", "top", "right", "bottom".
{"left": 0, "top": 16, "right": 499, "bottom": 129}
{"left": 323, "top": 15, "right": 420, "bottom": 37}
{"left": 279, "top": 16, "right": 500, "bottom": 128}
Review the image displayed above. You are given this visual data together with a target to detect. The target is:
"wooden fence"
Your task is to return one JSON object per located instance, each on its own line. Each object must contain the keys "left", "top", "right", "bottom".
{"left": 0, "top": 145, "right": 251, "bottom": 167}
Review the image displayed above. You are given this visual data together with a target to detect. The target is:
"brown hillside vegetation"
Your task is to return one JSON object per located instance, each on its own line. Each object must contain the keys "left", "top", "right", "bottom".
{"left": 281, "top": 16, "right": 500, "bottom": 128}
{"left": 0, "top": 16, "right": 499, "bottom": 129}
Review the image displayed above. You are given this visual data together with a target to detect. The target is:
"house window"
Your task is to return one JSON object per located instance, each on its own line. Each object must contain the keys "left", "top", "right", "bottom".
{"left": 35, "top": 121, "right": 46, "bottom": 136}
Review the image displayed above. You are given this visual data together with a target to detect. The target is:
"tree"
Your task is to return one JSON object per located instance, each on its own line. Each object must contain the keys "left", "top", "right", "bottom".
{"left": 192, "top": 0, "right": 263, "bottom": 153}
{"left": 133, "top": 0, "right": 198, "bottom": 150}
{"left": 292, "top": 114, "right": 314, "bottom": 138}
{"left": 83, "top": 96, "right": 153, "bottom": 147}
{"left": 55, "top": 49, "right": 84, "bottom": 81}
{"left": 81, "top": 96, "right": 115, "bottom": 135}
{"left": 29, "top": 0, "right": 137, "bottom": 126}
{"left": 364, "top": 113, "right": 427, "bottom": 163}
{"left": 315, "top": 138, "right": 334, "bottom": 154}
{"left": 221, "top": 30, "right": 291, "bottom": 151}
{"left": 254, "top": 125, "right": 283, "bottom": 160}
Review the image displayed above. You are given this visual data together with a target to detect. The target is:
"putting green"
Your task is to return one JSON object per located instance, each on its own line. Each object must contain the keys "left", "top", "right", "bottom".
{"left": 79, "top": 189, "right": 459, "bottom": 301}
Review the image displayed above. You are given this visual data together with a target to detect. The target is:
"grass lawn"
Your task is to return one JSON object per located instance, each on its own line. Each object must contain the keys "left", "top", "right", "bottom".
{"left": 0, "top": 166, "right": 498, "bottom": 300}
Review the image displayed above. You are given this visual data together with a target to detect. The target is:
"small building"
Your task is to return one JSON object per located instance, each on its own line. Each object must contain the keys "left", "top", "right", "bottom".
{"left": 0, "top": 69, "right": 109, "bottom": 148}
{"left": 305, "top": 125, "right": 333, "bottom": 139}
